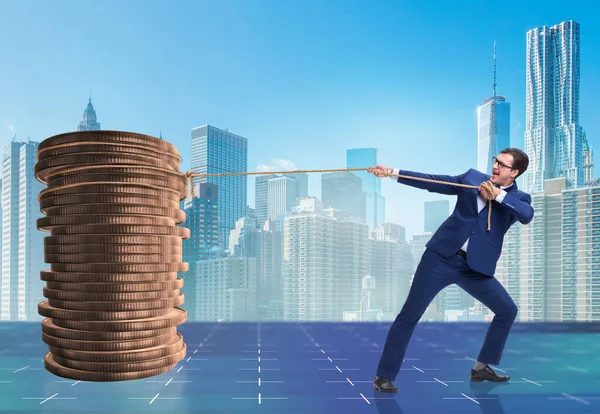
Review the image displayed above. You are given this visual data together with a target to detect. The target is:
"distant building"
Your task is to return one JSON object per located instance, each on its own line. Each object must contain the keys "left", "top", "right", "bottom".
{"left": 77, "top": 97, "right": 101, "bottom": 131}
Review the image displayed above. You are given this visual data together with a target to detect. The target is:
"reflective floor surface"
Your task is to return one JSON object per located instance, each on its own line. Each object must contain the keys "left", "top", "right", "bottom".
{"left": 0, "top": 321, "right": 599, "bottom": 413}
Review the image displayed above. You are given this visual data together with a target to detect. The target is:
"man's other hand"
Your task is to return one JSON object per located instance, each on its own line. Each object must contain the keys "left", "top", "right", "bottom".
{"left": 478, "top": 181, "right": 501, "bottom": 200}
{"left": 368, "top": 165, "right": 391, "bottom": 178}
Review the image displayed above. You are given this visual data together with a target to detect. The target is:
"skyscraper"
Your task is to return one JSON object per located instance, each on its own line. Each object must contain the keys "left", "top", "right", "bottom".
{"left": 257, "top": 219, "right": 284, "bottom": 320}
{"left": 77, "top": 97, "right": 101, "bottom": 131}
{"left": 255, "top": 174, "right": 276, "bottom": 228}
{"left": 258, "top": 173, "right": 307, "bottom": 229}
{"left": 181, "top": 183, "right": 220, "bottom": 321}
{"left": 478, "top": 42, "right": 510, "bottom": 175}
{"left": 523, "top": 20, "right": 586, "bottom": 192}
{"left": 229, "top": 207, "right": 258, "bottom": 257}
{"left": 267, "top": 176, "right": 297, "bottom": 221}
{"left": 346, "top": 148, "right": 385, "bottom": 228}
{"left": 191, "top": 125, "right": 247, "bottom": 249}
{"left": 370, "top": 237, "right": 412, "bottom": 316}
{"left": 182, "top": 183, "right": 220, "bottom": 262}
{"left": 321, "top": 172, "right": 365, "bottom": 220}
{"left": 18, "top": 141, "right": 46, "bottom": 321}
{"left": 284, "top": 173, "right": 308, "bottom": 200}
{"left": 337, "top": 220, "right": 370, "bottom": 317}
{"left": 1, "top": 141, "right": 21, "bottom": 320}
{"left": 194, "top": 257, "right": 257, "bottom": 321}
{"left": 2, "top": 140, "right": 45, "bottom": 321}
{"left": 283, "top": 210, "right": 338, "bottom": 321}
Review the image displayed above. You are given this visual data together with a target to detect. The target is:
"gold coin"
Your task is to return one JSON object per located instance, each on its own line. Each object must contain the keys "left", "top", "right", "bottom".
{"left": 38, "top": 301, "right": 171, "bottom": 320}
{"left": 35, "top": 153, "right": 179, "bottom": 182}
{"left": 44, "top": 253, "right": 182, "bottom": 264}
{"left": 44, "top": 177, "right": 187, "bottom": 199}
{"left": 45, "top": 165, "right": 187, "bottom": 182}
{"left": 44, "top": 235, "right": 183, "bottom": 246}
{"left": 44, "top": 244, "right": 183, "bottom": 255}
{"left": 50, "top": 262, "right": 188, "bottom": 273}
{"left": 44, "top": 205, "right": 186, "bottom": 223}
{"left": 43, "top": 287, "right": 182, "bottom": 301}
{"left": 39, "top": 183, "right": 183, "bottom": 202}
{"left": 45, "top": 278, "right": 184, "bottom": 293}
{"left": 42, "top": 331, "right": 177, "bottom": 351}
{"left": 41, "top": 270, "right": 180, "bottom": 283}
{"left": 44, "top": 351, "right": 182, "bottom": 381}
{"left": 38, "top": 131, "right": 180, "bottom": 158}
{"left": 50, "top": 344, "right": 186, "bottom": 373}
{"left": 47, "top": 332, "right": 185, "bottom": 362}
{"left": 38, "top": 215, "right": 177, "bottom": 231}
{"left": 37, "top": 143, "right": 181, "bottom": 168}
{"left": 42, "top": 318, "right": 177, "bottom": 341}
{"left": 47, "top": 173, "right": 187, "bottom": 192}
{"left": 51, "top": 308, "right": 187, "bottom": 332}
{"left": 49, "top": 224, "right": 190, "bottom": 239}
{"left": 39, "top": 194, "right": 181, "bottom": 212}
{"left": 46, "top": 294, "right": 184, "bottom": 312}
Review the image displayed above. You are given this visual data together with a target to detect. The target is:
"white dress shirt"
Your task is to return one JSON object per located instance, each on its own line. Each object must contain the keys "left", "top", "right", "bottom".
{"left": 390, "top": 168, "right": 512, "bottom": 252}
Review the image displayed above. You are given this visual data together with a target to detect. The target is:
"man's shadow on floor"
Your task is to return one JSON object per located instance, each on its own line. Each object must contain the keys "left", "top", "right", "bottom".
{"left": 373, "top": 382, "right": 509, "bottom": 414}
{"left": 469, "top": 381, "right": 509, "bottom": 414}
{"left": 374, "top": 394, "right": 404, "bottom": 414}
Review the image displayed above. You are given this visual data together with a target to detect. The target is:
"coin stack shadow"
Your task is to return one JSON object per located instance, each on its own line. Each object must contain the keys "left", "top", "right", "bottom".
{"left": 34, "top": 130, "right": 189, "bottom": 381}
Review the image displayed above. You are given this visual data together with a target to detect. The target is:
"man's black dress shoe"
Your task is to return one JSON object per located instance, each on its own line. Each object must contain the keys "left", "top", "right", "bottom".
{"left": 373, "top": 376, "right": 398, "bottom": 392}
{"left": 470, "top": 365, "right": 510, "bottom": 382}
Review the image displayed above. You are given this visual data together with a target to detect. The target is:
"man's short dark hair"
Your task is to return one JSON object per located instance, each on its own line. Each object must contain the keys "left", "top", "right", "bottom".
{"left": 500, "top": 148, "right": 529, "bottom": 178}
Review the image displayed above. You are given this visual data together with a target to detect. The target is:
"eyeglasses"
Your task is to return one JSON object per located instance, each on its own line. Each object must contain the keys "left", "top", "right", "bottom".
{"left": 492, "top": 157, "right": 514, "bottom": 170}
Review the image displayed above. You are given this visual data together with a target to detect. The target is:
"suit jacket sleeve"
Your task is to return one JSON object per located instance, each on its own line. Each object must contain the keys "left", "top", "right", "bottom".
{"left": 500, "top": 191, "right": 534, "bottom": 225}
{"left": 392, "top": 168, "right": 469, "bottom": 195}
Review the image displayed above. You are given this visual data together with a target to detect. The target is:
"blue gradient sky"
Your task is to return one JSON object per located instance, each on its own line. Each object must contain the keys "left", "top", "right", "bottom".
{"left": 1, "top": 0, "right": 599, "bottom": 239}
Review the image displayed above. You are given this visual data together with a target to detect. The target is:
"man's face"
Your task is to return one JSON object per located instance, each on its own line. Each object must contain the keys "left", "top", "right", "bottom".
{"left": 490, "top": 153, "right": 518, "bottom": 186}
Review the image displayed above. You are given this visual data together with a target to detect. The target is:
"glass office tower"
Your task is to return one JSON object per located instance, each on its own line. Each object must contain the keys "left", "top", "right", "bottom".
{"left": 191, "top": 125, "right": 247, "bottom": 249}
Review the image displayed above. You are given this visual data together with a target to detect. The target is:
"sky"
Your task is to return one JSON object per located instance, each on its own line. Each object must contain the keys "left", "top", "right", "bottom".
{"left": 1, "top": 0, "right": 599, "bottom": 240}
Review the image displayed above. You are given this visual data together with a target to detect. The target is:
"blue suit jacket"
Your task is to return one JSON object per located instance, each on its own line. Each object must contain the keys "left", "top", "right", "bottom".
{"left": 396, "top": 168, "right": 534, "bottom": 277}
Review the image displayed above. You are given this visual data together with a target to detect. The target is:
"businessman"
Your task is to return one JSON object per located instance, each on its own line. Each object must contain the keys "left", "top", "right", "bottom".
{"left": 368, "top": 148, "right": 534, "bottom": 393}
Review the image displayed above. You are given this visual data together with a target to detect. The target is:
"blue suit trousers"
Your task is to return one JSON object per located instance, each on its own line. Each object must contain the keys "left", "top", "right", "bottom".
{"left": 376, "top": 248, "right": 518, "bottom": 380}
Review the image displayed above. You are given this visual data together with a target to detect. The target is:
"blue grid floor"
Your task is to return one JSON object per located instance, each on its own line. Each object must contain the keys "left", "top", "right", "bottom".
{"left": 0, "top": 321, "right": 599, "bottom": 413}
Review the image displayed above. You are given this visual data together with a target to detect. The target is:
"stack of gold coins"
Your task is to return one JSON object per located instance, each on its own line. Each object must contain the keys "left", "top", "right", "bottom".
{"left": 35, "top": 130, "right": 188, "bottom": 381}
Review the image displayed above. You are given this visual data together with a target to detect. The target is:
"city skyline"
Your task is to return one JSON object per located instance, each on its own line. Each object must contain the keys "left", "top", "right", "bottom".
{"left": 2, "top": 2, "right": 600, "bottom": 241}
{"left": 3, "top": 73, "right": 597, "bottom": 322}
{"left": 2, "top": 12, "right": 600, "bottom": 321}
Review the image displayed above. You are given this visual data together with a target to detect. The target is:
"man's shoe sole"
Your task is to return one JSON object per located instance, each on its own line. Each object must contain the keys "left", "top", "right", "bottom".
{"left": 470, "top": 377, "right": 510, "bottom": 382}
{"left": 373, "top": 384, "right": 398, "bottom": 392}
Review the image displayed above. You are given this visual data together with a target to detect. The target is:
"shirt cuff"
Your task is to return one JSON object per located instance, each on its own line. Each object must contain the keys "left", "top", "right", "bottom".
{"left": 495, "top": 190, "right": 507, "bottom": 203}
{"left": 390, "top": 168, "right": 399, "bottom": 180}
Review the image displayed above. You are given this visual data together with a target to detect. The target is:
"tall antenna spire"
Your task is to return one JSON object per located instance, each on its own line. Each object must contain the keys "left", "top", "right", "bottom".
{"left": 493, "top": 41, "right": 497, "bottom": 97}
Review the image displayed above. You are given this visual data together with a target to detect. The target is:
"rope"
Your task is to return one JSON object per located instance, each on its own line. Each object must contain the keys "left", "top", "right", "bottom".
{"left": 37, "top": 141, "right": 182, "bottom": 161}
{"left": 35, "top": 138, "right": 498, "bottom": 231}
{"left": 185, "top": 168, "right": 498, "bottom": 231}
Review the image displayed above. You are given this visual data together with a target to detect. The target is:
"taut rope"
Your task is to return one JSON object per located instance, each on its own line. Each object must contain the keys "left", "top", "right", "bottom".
{"left": 185, "top": 168, "right": 498, "bottom": 230}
